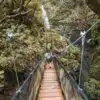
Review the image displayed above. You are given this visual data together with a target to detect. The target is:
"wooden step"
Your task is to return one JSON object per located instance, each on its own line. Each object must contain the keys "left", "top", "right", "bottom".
{"left": 38, "top": 97, "right": 64, "bottom": 100}
{"left": 37, "top": 62, "right": 64, "bottom": 100}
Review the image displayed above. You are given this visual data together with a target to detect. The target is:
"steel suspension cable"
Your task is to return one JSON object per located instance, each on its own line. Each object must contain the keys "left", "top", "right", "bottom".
{"left": 55, "top": 58, "right": 88, "bottom": 100}
{"left": 14, "top": 56, "right": 20, "bottom": 88}
{"left": 60, "top": 19, "right": 100, "bottom": 57}
{"left": 56, "top": 19, "right": 100, "bottom": 100}
{"left": 12, "top": 57, "right": 45, "bottom": 100}
{"left": 51, "top": 32, "right": 53, "bottom": 51}
{"left": 45, "top": 32, "right": 48, "bottom": 52}
{"left": 11, "top": 43, "right": 20, "bottom": 89}
{"left": 78, "top": 34, "right": 85, "bottom": 87}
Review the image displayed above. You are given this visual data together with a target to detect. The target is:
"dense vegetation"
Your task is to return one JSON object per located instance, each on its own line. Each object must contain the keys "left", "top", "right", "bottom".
{"left": 0, "top": 0, "right": 80, "bottom": 99}
{"left": 84, "top": 25, "right": 100, "bottom": 99}
{"left": 0, "top": 0, "right": 100, "bottom": 100}
{"left": 44, "top": 0, "right": 100, "bottom": 99}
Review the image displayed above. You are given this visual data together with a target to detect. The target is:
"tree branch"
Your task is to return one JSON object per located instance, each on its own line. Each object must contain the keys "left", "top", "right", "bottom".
{"left": 0, "top": 0, "right": 4, "bottom": 5}
{"left": 25, "top": 0, "right": 32, "bottom": 7}
{"left": 0, "top": 9, "right": 32, "bottom": 23}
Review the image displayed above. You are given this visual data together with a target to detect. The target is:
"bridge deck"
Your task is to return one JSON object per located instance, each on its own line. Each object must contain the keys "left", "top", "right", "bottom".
{"left": 37, "top": 62, "right": 64, "bottom": 100}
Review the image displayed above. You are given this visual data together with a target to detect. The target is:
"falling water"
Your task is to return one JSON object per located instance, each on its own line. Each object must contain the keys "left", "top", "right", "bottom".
{"left": 41, "top": 5, "right": 50, "bottom": 29}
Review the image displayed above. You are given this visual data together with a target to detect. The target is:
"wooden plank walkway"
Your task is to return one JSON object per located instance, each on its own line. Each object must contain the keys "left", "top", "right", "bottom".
{"left": 37, "top": 62, "right": 64, "bottom": 100}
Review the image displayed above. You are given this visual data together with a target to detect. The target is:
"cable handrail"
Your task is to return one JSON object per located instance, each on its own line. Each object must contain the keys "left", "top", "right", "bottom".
{"left": 60, "top": 19, "right": 100, "bottom": 57}
{"left": 11, "top": 18, "right": 100, "bottom": 100}
{"left": 55, "top": 58, "right": 88, "bottom": 100}
{"left": 11, "top": 57, "right": 45, "bottom": 100}
{"left": 55, "top": 19, "right": 100, "bottom": 100}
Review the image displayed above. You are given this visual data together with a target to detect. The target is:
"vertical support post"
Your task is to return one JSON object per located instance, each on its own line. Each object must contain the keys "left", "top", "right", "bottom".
{"left": 78, "top": 32, "right": 86, "bottom": 87}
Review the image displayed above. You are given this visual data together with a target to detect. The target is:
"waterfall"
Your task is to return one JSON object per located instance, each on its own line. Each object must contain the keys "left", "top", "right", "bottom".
{"left": 41, "top": 5, "right": 50, "bottom": 29}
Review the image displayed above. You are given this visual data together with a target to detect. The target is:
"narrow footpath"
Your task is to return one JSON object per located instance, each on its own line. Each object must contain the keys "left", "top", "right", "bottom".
{"left": 37, "top": 62, "right": 64, "bottom": 100}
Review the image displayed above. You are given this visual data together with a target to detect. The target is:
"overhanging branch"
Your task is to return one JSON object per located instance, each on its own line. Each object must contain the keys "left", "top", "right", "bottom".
{"left": 0, "top": 9, "right": 32, "bottom": 23}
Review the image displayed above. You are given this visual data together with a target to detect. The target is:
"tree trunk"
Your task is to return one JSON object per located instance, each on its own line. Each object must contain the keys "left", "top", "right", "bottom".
{"left": 86, "top": 0, "right": 100, "bottom": 15}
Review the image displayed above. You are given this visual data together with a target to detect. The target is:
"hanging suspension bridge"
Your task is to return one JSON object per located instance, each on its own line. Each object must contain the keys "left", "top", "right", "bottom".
{"left": 11, "top": 19, "right": 100, "bottom": 100}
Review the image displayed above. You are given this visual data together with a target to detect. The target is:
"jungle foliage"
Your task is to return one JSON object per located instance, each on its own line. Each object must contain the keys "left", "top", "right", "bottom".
{"left": 84, "top": 25, "right": 100, "bottom": 100}
{"left": 0, "top": 1, "right": 100, "bottom": 100}
{"left": 0, "top": 0, "right": 80, "bottom": 90}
